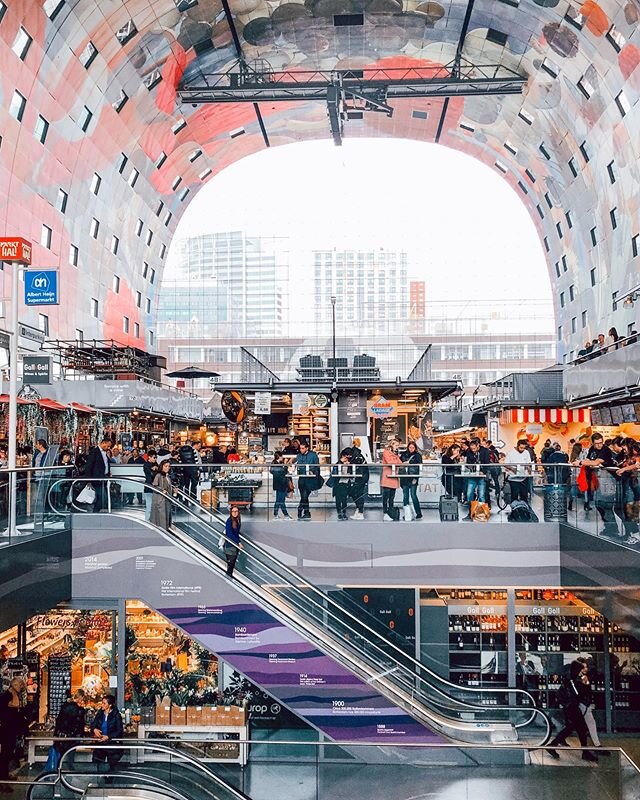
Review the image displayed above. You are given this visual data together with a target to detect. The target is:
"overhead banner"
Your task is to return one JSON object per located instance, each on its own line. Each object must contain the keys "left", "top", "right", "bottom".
{"left": 254, "top": 391, "right": 272, "bottom": 415}
{"left": 292, "top": 392, "right": 310, "bottom": 415}
{"left": 367, "top": 396, "right": 398, "bottom": 419}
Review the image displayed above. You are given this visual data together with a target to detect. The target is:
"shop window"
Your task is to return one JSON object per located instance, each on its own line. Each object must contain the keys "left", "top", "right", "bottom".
{"left": 90, "top": 173, "right": 101, "bottom": 195}
{"left": 41, "top": 224, "right": 52, "bottom": 249}
{"left": 9, "top": 90, "right": 26, "bottom": 122}
{"left": 112, "top": 90, "right": 128, "bottom": 113}
{"left": 12, "top": 27, "right": 32, "bottom": 60}
{"left": 79, "top": 106, "right": 93, "bottom": 132}
{"left": 487, "top": 28, "right": 507, "bottom": 45}
{"left": 56, "top": 189, "right": 68, "bottom": 214}
{"left": 75, "top": 328, "right": 83, "bottom": 342}
{"left": 144, "top": 70, "right": 162, "bottom": 90}
{"left": 149, "top": 330, "right": 155, "bottom": 347}
{"left": 69, "top": 244, "right": 78, "bottom": 266}
{"left": 80, "top": 41, "right": 98, "bottom": 68}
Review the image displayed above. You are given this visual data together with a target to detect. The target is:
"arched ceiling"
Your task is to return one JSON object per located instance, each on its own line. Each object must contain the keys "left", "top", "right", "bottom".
{"left": 1, "top": 0, "right": 639, "bottom": 359}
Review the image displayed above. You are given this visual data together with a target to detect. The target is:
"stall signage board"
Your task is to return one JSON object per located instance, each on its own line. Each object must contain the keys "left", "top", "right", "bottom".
{"left": 254, "top": 391, "right": 272, "bottom": 415}
{"left": 367, "top": 396, "right": 398, "bottom": 419}
{"left": 292, "top": 392, "right": 310, "bottom": 415}
{"left": 0, "top": 237, "right": 32, "bottom": 264}
{"left": 23, "top": 355, "right": 51, "bottom": 384}
{"left": 24, "top": 269, "right": 59, "bottom": 305}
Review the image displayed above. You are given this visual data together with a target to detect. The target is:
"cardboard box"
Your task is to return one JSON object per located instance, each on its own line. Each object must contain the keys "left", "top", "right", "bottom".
{"left": 170, "top": 705, "right": 187, "bottom": 725}
{"left": 186, "top": 706, "right": 204, "bottom": 726}
{"left": 155, "top": 702, "right": 171, "bottom": 726}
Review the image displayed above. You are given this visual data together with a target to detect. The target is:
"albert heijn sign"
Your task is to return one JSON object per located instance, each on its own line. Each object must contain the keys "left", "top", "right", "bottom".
{"left": 0, "top": 237, "right": 32, "bottom": 264}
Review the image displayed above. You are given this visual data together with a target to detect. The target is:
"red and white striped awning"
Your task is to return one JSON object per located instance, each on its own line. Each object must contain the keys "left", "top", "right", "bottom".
{"left": 501, "top": 408, "right": 591, "bottom": 425}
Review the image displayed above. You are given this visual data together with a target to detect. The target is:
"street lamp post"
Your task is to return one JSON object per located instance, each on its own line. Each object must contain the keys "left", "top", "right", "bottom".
{"left": 330, "top": 296, "right": 338, "bottom": 463}
{"left": 330, "top": 295, "right": 337, "bottom": 385}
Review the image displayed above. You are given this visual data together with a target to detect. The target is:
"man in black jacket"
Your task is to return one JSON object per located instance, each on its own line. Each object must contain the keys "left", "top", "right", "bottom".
{"left": 178, "top": 441, "right": 199, "bottom": 498}
{"left": 463, "top": 438, "right": 491, "bottom": 519}
{"left": 84, "top": 439, "right": 111, "bottom": 511}
{"left": 349, "top": 443, "right": 369, "bottom": 520}
{"left": 54, "top": 690, "right": 86, "bottom": 765}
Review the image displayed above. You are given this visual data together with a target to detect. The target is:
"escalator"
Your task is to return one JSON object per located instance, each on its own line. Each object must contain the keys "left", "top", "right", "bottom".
{"left": 50, "top": 478, "right": 551, "bottom": 747}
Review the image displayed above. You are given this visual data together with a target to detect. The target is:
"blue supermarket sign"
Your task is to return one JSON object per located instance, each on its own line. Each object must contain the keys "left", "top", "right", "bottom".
{"left": 24, "top": 269, "right": 59, "bottom": 305}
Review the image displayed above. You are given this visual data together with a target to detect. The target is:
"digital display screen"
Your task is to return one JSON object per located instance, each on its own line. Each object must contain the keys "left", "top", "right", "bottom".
{"left": 610, "top": 406, "right": 624, "bottom": 425}
{"left": 599, "top": 407, "right": 613, "bottom": 425}
{"left": 591, "top": 408, "right": 601, "bottom": 426}
{"left": 622, "top": 404, "right": 636, "bottom": 423}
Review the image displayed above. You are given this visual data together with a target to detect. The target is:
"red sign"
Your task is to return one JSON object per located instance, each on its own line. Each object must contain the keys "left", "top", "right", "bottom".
{"left": 0, "top": 237, "right": 32, "bottom": 264}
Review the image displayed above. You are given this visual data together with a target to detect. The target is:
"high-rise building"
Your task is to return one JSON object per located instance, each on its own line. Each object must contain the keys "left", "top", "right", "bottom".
{"left": 312, "top": 248, "right": 409, "bottom": 335}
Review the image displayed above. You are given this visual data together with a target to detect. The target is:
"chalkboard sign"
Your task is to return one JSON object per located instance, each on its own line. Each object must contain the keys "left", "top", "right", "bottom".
{"left": 47, "top": 655, "right": 72, "bottom": 719}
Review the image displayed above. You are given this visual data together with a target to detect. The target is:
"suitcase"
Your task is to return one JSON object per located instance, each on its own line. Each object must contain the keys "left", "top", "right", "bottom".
{"left": 439, "top": 495, "right": 459, "bottom": 521}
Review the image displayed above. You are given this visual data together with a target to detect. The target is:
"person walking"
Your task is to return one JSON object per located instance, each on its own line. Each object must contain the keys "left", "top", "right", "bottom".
{"left": 223, "top": 506, "right": 242, "bottom": 577}
{"left": 178, "top": 440, "right": 199, "bottom": 498}
{"left": 576, "top": 660, "right": 608, "bottom": 755}
{"left": 270, "top": 451, "right": 291, "bottom": 519}
{"left": 463, "top": 438, "right": 490, "bottom": 519}
{"left": 441, "top": 444, "right": 462, "bottom": 500}
{"left": 0, "top": 678, "right": 27, "bottom": 783}
{"left": 294, "top": 441, "right": 320, "bottom": 520}
{"left": 547, "top": 661, "right": 598, "bottom": 762}
{"left": 331, "top": 448, "right": 353, "bottom": 521}
{"left": 54, "top": 689, "right": 86, "bottom": 767}
{"left": 381, "top": 438, "right": 402, "bottom": 521}
{"left": 91, "top": 695, "right": 124, "bottom": 777}
{"left": 504, "top": 439, "right": 534, "bottom": 503}
{"left": 349, "top": 439, "right": 369, "bottom": 520}
{"left": 150, "top": 461, "right": 173, "bottom": 531}
{"left": 400, "top": 441, "right": 423, "bottom": 521}
{"left": 84, "top": 438, "right": 112, "bottom": 512}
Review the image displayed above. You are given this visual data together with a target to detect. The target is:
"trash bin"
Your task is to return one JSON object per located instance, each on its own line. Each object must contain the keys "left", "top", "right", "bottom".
{"left": 543, "top": 485, "right": 568, "bottom": 522}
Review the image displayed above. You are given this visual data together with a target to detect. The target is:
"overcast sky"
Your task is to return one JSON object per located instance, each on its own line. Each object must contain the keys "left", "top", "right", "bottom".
{"left": 169, "top": 138, "right": 552, "bottom": 309}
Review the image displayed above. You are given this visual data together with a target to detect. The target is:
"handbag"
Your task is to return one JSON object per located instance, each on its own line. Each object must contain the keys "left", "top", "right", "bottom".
{"left": 77, "top": 484, "right": 96, "bottom": 504}
{"left": 576, "top": 466, "right": 589, "bottom": 493}
{"left": 287, "top": 477, "right": 294, "bottom": 495}
{"left": 44, "top": 744, "right": 60, "bottom": 772}
{"left": 326, "top": 475, "right": 336, "bottom": 489}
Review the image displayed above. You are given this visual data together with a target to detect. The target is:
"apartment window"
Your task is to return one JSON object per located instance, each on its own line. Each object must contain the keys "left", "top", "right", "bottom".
{"left": 112, "top": 274, "right": 120, "bottom": 293}
{"left": 118, "top": 153, "right": 128, "bottom": 174}
{"left": 504, "top": 140, "right": 517, "bottom": 156}
{"left": 91, "top": 298, "right": 99, "bottom": 318}
{"left": 615, "top": 91, "right": 630, "bottom": 117}
{"left": 69, "top": 244, "right": 79, "bottom": 266}
{"left": 156, "top": 200, "right": 164, "bottom": 217}
{"left": 189, "top": 149, "right": 202, "bottom": 162}
{"left": 628, "top": 323, "right": 636, "bottom": 337}
{"left": 562, "top": 255, "right": 568, "bottom": 272}
{"left": 142, "top": 263, "right": 149, "bottom": 279}
{"left": 590, "top": 268, "right": 596, "bottom": 287}
{"left": 565, "top": 7, "right": 584, "bottom": 28}
{"left": 633, "top": 234, "right": 639, "bottom": 258}
{"left": 486, "top": 28, "right": 508, "bottom": 45}
{"left": 34, "top": 115, "right": 49, "bottom": 144}
{"left": 145, "top": 298, "right": 151, "bottom": 314}
{"left": 79, "top": 106, "right": 93, "bottom": 132}
{"left": 0, "top": 1, "right": 6, "bottom": 23}
{"left": 56, "top": 189, "right": 68, "bottom": 213}
{"left": 149, "top": 330, "right": 155, "bottom": 347}
{"left": 590, "top": 226, "right": 597, "bottom": 245}
{"left": 135, "top": 219, "right": 143, "bottom": 237}
{"left": 536, "top": 204, "right": 544, "bottom": 220}
{"left": 43, "top": 0, "right": 64, "bottom": 19}
{"left": 144, "top": 70, "right": 162, "bottom": 90}
{"left": 38, "top": 314, "right": 49, "bottom": 336}
{"left": 607, "top": 161, "right": 616, "bottom": 184}
{"left": 199, "top": 168, "right": 212, "bottom": 180}
{"left": 160, "top": 244, "right": 167, "bottom": 260}
{"left": 136, "top": 291, "right": 142, "bottom": 308}
{"left": 571, "top": 317, "right": 577, "bottom": 334}
{"left": 90, "top": 173, "right": 101, "bottom": 195}
{"left": 544, "top": 192, "right": 553, "bottom": 209}
{"left": 164, "top": 211, "right": 172, "bottom": 227}
{"left": 145, "top": 229, "right": 153, "bottom": 246}
{"left": 541, "top": 58, "right": 558, "bottom": 78}
{"left": 612, "top": 291, "right": 618, "bottom": 311}
{"left": 460, "top": 122, "right": 475, "bottom": 133}
{"left": 116, "top": 19, "right": 137, "bottom": 46}
{"left": 134, "top": 322, "right": 140, "bottom": 339}
{"left": 518, "top": 181, "right": 528, "bottom": 195}
{"left": 111, "top": 235, "right": 119, "bottom": 255}
{"left": 579, "top": 141, "right": 589, "bottom": 162}
{"left": 123, "top": 316, "right": 129, "bottom": 334}
{"left": 12, "top": 27, "right": 32, "bottom": 60}
{"left": 607, "top": 25, "right": 626, "bottom": 52}
{"left": 495, "top": 160, "right": 508, "bottom": 174}
{"left": 557, "top": 325, "right": 563, "bottom": 341}
{"left": 539, "top": 142, "right": 551, "bottom": 160}
{"left": 155, "top": 152, "right": 167, "bottom": 169}
{"left": 112, "top": 90, "right": 128, "bottom": 113}
{"left": 179, "top": 187, "right": 190, "bottom": 202}
{"left": 150, "top": 268, "right": 156, "bottom": 285}
{"left": 90, "top": 218, "right": 99, "bottom": 238}
{"left": 40, "top": 224, "right": 52, "bottom": 249}
{"left": 565, "top": 210, "right": 573, "bottom": 229}
{"left": 80, "top": 41, "right": 98, "bottom": 69}
{"left": 582, "top": 310, "right": 588, "bottom": 328}
{"left": 171, "top": 118, "right": 186, "bottom": 134}
{"left": 171, "top": 176, "right": 182, "bottom": 190}
{"left": 555, "top": 262, "right": 561, "bottom": 278}
{"left": 128, "top": 167, "right": 139, "bottom": 188}
{"left": 75, "top": 329, "right": 84, "bottom": 343}
{"left": 560, "top": 292, "right": 565, "bottom": 308}
{"left": 9, "top": 91, "right": 27, "bottom": 122}
{"left": 543, "top": 237, "right": 550, "bottom": 253}
{"left": 569, "top": 284, "right": 575, "bottom": 301}
{"left": 525, "top": 168, "right": 536, "bottom": 183}
{"left": 610, "top": 207, "right": 618, "bottom": 230}
{"left": 568, "top": 157, "right": 578, "bottom": 177}
{"left": 518, "top": 109, "right": 533, "bottom": 125}
{"left": 577, "top": 75, "right": 593, "bottom": 99}
{"left": 556, "top": 222, "right": 563, "bottom": 239}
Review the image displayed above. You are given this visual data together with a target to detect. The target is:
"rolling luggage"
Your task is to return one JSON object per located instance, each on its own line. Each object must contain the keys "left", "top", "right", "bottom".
{"left": 439, "top": 495, "right": 459, "bottom": 521}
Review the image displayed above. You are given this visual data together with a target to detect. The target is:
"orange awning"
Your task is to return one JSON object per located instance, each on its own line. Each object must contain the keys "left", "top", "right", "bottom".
{"left": 38, "top": 398, "right": 68, "bottom": 411}
{"left": 70, "top": 401, "right": 96, "bottom": 414}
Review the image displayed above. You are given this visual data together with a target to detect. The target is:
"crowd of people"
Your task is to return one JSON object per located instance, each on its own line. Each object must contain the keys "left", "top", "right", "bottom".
{"left": 575, "top": 326, "right": 637, "bottom": 362}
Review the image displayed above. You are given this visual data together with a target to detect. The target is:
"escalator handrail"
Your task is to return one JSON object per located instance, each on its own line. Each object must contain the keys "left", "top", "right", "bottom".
{"left": 48, "top": 478, "right": 550, "bottom": 742}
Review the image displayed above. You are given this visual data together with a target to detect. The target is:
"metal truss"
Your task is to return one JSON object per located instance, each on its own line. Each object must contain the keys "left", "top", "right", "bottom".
{"left": 180, "top": 58, "right": 527, "bottom": 145}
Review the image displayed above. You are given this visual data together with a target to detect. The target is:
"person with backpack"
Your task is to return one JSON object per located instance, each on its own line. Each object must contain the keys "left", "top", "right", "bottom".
{"left": 270, "top": 451, "right": 292, "bottom": 519}
{"left": 547, "top": 660, "right": 598, "bottom": 762}
{"left": 349, "top": 439, "right": 369, "bottom": 520}
{"left": 54, "top": 690, "right": 87, "bottom": 766}
{"left": 331, "top": 448, "right": 354, "bottom": 521}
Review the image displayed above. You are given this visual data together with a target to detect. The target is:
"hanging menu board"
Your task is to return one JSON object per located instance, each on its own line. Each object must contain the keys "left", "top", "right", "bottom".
{"left": 47, "top": 655, "right": 72, "bottom": 719}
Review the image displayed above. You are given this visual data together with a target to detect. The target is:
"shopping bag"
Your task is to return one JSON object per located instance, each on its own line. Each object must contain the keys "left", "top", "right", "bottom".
{"left": 470, "top": 501, "right": 490, "bottom": 521}
{"left": 218, "top": 535, "right": 225, "bottom": 549}
{"left": 76, "top": 484, "right": 96, "bottom": 504}
{"left": 44, "top": 744, "right": 60, "bottom": 773}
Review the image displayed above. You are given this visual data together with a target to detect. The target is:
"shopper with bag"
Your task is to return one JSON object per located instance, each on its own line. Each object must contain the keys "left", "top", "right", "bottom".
{"left": 400, "top": 441, "right": 423, "bottom": 521}
{"left": 150, "top": 461, "right": 174, "bottom": 531}
{"left": 330, "top": 449, "right": 354, "bottom": 521}
{"left": 53, "top": 690, "right": 86, "bottom": 768}
{"left": 294, "top": 441, "right": 321, "bottom": 520}
{"left": 381, "top": 438, "right": 402, "bottom": 521}
{"left": 269, "top": 451, "right": 292, "bottom": 519}
{"left": 83, "top": 438, "right": 112, "bottom": 512}
{"left": 222, "top": 506, "right": 242, "bottom": 577}
{"left": 0, "top": 678, "right": 27, "bottom": 784}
